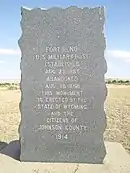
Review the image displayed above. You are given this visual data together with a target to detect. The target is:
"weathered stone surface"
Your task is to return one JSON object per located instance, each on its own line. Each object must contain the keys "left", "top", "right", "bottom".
{"left": 18, "top": 6, "right": 107, "bottom": 163}
{"left": 0, "top": 142, "right": 130, "bottom": 173}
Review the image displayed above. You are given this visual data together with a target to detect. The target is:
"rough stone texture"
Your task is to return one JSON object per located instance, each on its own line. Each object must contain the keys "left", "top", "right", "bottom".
{"left": 0, "top": 142, "right": 130, "bottom": 173}
{"left": 18, "top": 6, "right": 107, "bottom": 163}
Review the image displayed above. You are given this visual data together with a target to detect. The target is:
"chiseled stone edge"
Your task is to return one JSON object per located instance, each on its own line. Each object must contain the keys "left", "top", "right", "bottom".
{"left": 21, "top": 5, "right": 105, "bottom": 11}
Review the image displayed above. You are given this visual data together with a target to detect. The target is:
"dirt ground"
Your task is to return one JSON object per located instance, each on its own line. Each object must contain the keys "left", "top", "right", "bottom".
{"left": 0, "top": 85, "right": 130, "bottom": 153}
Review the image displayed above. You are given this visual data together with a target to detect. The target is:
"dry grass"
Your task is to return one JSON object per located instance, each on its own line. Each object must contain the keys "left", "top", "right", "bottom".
{"left": 0, "top": 85, "right": 130, "bottom": 154}
{"left": 104, "top": 85, "right": 130, "bottom": 153}
{"left": 0, "top": 88, "right": 20, "bottom": 142}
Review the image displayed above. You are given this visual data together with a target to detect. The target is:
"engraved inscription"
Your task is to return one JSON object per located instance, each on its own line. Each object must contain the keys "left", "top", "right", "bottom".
{"left": 33, "top": 45, "right": 90, "bottom": 140}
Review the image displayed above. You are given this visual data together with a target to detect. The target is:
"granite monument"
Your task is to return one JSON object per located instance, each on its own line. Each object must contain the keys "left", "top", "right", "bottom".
{"left": 18, "top": 6, "right": 107, "bottom": 163}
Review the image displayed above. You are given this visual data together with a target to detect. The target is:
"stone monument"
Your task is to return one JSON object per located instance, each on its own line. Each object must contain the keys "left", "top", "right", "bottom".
{"left": 18, "top": 6, "right": 107, "bottom": 163}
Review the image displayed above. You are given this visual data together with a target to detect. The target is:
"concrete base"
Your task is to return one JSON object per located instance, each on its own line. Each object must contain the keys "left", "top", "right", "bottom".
{"left": 0, "top": 142, "right": 130, "bottom": 173}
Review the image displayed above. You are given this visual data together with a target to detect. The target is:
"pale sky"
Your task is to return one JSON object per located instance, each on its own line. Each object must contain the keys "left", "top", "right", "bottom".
{"left": 0, "top": 0, "right": 130, "bottom": 80}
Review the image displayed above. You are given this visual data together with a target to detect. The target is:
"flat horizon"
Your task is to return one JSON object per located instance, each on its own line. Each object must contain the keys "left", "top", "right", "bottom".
{"left": 0, "top": 77, "right": 130, "bottom": 83}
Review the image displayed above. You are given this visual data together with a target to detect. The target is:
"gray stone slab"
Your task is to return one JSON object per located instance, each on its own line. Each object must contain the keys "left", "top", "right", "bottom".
{"left": 0, "top": 142, "right": 130, "bottom": 173}
{"left": 18, "top": 6, "right": 107, "bottom": 163}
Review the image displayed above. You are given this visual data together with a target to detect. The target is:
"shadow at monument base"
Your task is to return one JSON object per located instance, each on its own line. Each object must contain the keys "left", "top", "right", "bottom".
{"left": 0, "top": 141, "right": 8, "bottom": 151}
{"left": 0, "top": 140, "right": 20, "bottom": 161}
{"left": 0, "top": 140, "right": 105, "bottom": 164}
{"left": 21, "top": 159, "right": 104, "bottom": 165}
{"left": 0, "top": 140, "right": 106, "bottom": 164}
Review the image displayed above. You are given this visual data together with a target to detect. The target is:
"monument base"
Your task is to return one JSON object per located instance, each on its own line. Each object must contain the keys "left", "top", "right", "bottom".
{"left": 0, "top": 142, "right": 130, "bottom": 173}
